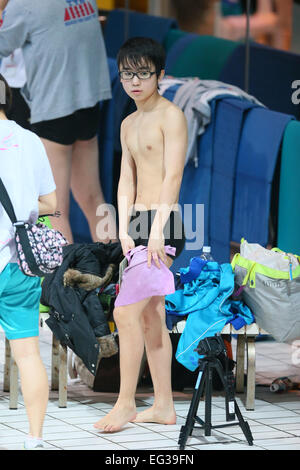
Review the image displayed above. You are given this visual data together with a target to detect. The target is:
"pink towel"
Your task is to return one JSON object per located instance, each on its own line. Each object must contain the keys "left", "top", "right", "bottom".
{"left": 115, "top": 245, "right": 176, "bottom": 307}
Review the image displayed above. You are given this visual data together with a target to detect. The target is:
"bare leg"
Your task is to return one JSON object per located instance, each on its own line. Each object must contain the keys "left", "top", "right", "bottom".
{"left": 71, "top": 137, "right": 117, "bottom": 243}
{"left": 94, "top": 297, "right": 151, "bottom": 432}
{"left": 40, "top": 138, "right": 73, "bottom": 242}
{"left": 133, "top": 295, "right": 176, "bottom": 425}
{"left": 9, "top": 337, "right": 49, "bottom": 438}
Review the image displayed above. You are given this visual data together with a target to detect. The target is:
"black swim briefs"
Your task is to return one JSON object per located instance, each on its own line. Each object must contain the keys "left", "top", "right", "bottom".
{"left": 128, "top": 209, "right": 186, "bottom": 260}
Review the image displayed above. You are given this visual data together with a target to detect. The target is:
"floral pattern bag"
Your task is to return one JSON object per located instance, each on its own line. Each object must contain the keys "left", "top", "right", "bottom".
{"left": 0, "top": 178, "right": 68, "bottom": 277}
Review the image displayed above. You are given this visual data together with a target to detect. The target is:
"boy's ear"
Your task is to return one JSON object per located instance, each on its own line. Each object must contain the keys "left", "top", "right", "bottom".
{"left": 158, "top": 69, "right": 165, "bottom": 82}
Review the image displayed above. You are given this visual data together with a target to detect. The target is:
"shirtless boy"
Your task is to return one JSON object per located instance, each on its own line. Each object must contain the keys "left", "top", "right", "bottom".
{"left": 94, "top": 37, "right": 188, "bottom": 433}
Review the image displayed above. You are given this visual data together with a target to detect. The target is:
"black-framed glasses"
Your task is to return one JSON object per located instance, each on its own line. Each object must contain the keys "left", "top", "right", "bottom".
{"left": 119, "top": 70, "right": 157, "bottom": 81}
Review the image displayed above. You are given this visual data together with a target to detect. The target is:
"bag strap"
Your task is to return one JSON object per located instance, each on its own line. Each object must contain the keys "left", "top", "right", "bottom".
{"left": 231, "top": 253, "right": 240, "bottom": 271}
{"left": 0, "top": 177, "right": 17, "bottom": 224}
{"left": 231, "top": 253, "right": 257, "bottom": 297}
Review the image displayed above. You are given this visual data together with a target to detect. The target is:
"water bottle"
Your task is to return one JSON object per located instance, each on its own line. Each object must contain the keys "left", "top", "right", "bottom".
{"left": 200, "top": 246, "right": 214, "bottom": 261}
{"left": 270, "top": 377, "right": 295, "bottom": 393}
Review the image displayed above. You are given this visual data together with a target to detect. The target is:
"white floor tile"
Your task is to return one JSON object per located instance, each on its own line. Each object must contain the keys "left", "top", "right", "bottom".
{"left": 232, "top": 430, "right": 293, "bottom": 440}
{"left": 253, "top": 436, "right": 300, "bottom": 446}
{"left": 47, "top": 436, "right": 111, "bottom": 447}
{"left": 0, "top": 428, "right": 26, "bottom": 437}
{"left": 0, "top": 435, "right": 28, "bottom": 445}
{"left": 272, "top": 422, "right": 300, "bottom": 432}
{"left": 215, "top": 424, "right": 265, "bottom": 435}
{"left": 43, "top": 430, "right": 94, "bottom": 440}
{"left": 65, "top": 443, "right": 126, "bottom": 450}
{"left": 262, "top": 444, "right": 300, "bottom": 450}
{"left": 255, "top": 416, "right": 300, "bottom": 425}
{"left": 277, "top": 402, "right": 300, "bottom": 410}
{"left": 0, "top": 409, "right": 27, "bottom": 418}
{"left": 57, "top": 416, "right": 104, "bottom": 425}
{"left": 192, "top": 443, "right": 263, "bottom": 450}
{"left": 161, "top": 430, "right": 236, "bottom": 443}
{"left": 242, "top": 410, "right": 299, "bottom": 419}
{"left": 107, "top": 432, "right": 166, "bottom": 443}
{"left": 135, "top": 424, "right": 182, "bottom": 433}
{"left": 47, "top": 408, "right": 102, "bottom": 418}
{"left": 88, "top": 402, "right": 115, "bottom": 410}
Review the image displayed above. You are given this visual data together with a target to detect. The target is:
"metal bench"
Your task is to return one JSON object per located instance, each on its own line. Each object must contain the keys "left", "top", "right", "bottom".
{"left": 221, "top": 323, "right": 269, "bottom": 410}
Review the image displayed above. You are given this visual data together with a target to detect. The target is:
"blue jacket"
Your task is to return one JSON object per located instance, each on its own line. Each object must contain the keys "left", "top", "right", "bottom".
{"left": 165, "top": 261, "right": 254, "bottom": 371}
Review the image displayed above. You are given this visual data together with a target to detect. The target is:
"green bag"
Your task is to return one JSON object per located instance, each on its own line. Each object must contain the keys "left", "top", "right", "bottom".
{"left": 231, "top": 239, "right": 300, "bottom": 343}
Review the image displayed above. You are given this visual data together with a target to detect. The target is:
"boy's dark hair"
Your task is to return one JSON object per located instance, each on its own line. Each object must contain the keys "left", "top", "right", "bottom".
{"left": 0, "top": 74, "right": 12, "bottom": 114}
{"left": 117, "top": 37, "right": 166, "bottom": 76}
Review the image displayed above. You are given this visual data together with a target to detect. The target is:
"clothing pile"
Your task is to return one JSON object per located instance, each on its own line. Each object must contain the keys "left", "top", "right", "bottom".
{"left": 165, "top": 257, "right": 255, "bottom": 371}
{"left": 41, "top": 242, "right": 123, "bottom": 376}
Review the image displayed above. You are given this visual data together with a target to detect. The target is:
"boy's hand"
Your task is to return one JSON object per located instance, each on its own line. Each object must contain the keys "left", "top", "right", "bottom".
{"left": 147, "top": 232, "right": 166, "bottom": 269}
{"left": 120, "top": 233, "right": 135, "bottom": 256}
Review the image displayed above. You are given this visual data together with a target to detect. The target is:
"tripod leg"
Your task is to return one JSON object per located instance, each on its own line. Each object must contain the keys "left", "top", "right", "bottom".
{"left": 214, "top": 360, "right": 235, "bottom": 421}
{"left": 178, "top": 363, "right": 207, "bottom": 450}
{"left": 204, "top": 363, "right": 212, "bottom": 436}
{"left": 234, "top": 401, "right": 253, "bottom": 445}
{"left": 214, "top": 360, "right": 253, "bottom": 446}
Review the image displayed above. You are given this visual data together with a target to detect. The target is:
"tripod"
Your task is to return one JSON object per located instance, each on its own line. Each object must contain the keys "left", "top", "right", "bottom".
{"left": 178, "top": 337, "right": 253, "bottom": 450}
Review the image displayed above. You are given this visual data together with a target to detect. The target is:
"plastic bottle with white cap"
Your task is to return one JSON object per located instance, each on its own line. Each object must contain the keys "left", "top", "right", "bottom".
{"left": 200, "top": 246, "right": 214, "bottom": 261}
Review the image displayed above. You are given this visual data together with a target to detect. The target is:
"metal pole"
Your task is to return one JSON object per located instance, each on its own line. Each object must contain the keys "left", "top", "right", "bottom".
{"left": 245, "top": 0, "right": 251, "bottom": 92}
{"left": 124, "top": 0, "right": 130, "bottom": 41}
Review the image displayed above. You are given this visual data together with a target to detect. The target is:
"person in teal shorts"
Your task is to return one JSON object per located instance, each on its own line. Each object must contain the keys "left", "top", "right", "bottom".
{"left": 0, "top": 74, "right": 57, "bottom": 450}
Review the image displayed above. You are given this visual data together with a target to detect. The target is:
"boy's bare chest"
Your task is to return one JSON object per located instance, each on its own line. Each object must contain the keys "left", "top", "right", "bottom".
{"left": 126, "top": 118, "right": 164, "bottom": 158}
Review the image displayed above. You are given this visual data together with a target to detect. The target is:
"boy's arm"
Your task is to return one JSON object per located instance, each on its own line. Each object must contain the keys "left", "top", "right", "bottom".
{"left": 0, "top": 0, "right": 29, "bottom": 57}
{"left": 148, "top": 106, "right": 187, "bottom": 266}
{"left": 117, "top": 119, "right": 137, "bottom": 242}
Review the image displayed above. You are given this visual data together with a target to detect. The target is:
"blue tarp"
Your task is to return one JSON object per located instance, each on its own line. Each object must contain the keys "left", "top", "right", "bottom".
{"left": 219, "top": 42, "right": 300, "bottom": 118}
{"left": 210, "top": 98, "right": 259, "bottom": 262}
{"left": 104, "top": 9, "right": 178, "bottom": 59}
{"left": 231, "top": 108, "right": 293, "bottom": 245}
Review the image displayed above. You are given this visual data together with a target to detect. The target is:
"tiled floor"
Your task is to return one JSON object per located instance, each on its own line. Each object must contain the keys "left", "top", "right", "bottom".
{"left": 1, "top": 328, "right": 300, "bottom": 451}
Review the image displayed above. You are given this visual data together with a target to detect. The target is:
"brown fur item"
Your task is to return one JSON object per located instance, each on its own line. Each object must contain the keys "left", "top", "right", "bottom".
{"left": 63, "top": 264, "right": 115, "bottom": 291}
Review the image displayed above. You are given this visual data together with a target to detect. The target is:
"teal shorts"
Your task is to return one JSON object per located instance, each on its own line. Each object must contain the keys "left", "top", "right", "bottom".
{"left": 0, "top": 263, "right": 41, "bottom": 340}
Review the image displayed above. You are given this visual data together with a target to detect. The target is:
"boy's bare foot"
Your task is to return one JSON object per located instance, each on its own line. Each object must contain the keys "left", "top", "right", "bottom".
{"left": 93, "top": 404, "right": 137, "bottom": 433}
{"left": 132, "top": 405, "right": 176, "bottom": 425}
